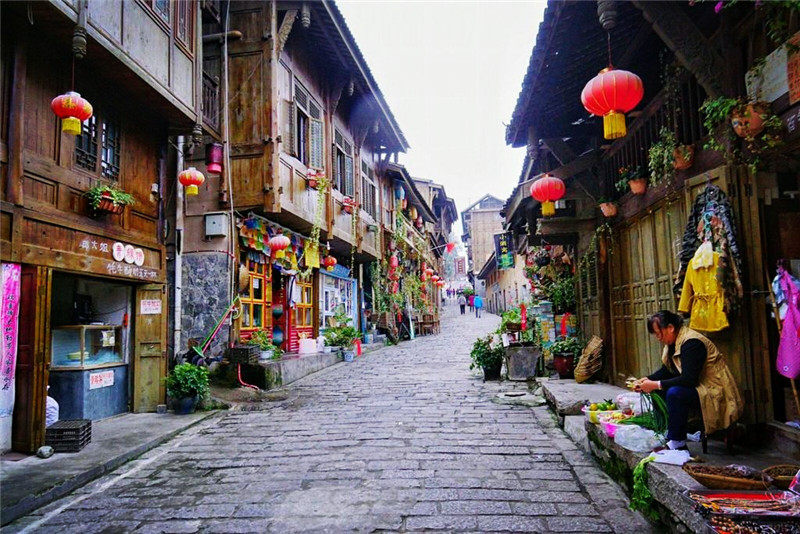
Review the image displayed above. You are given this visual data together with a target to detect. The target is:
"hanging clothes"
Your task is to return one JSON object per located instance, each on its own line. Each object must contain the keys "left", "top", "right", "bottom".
{"left": 674, "top": 185, "right": 743, "bottom": 313}
{"left": 776, "top": 267, "right": 800, "bottom": 380}
{"left": 773, "top": 268, "right": 800, "bottom": 321}
{"left": 678, "top": 243, "right": 729, "bottom": 332}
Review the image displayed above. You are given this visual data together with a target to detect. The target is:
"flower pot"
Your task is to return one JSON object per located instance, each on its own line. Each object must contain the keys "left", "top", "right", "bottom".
{"left": 628, "top": 178, "right": 647, "bottom": 195}
{"left": 343, "top": 350, "right": 355, "bottom": 362}
{"left": 553, "top": 352, "right": 575, "bottom": 379}
{"left": 343, "top": 205, "right": 353, "bottom": 214}
{"left": 599, "top": 202, "right": 617, "bottom": 218}
{"left": 482, "top": 360, "right": 503, "bottom": 381}
{"left": 307, "top": 178, "right": 318, "bottom": 189}
{"left": 173, "top": 395, "right": 198, "bottom": 415}
{"left": 731, "top": 103, "right": 767, "bottom": 138}
{"left": 259, "top": 350, "right": 271, "bottom": 361}
{"left": 505, "top": 345, "right": 541, "bottom": 381}
{"left": 97, "top": 196, "right": 124, "bottom": 214}
{"left": 673, "top": 145, "right": 695, "bottom": 171}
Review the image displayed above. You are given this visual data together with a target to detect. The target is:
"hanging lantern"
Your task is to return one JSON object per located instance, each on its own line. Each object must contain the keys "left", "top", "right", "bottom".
{"left": 394, "top": 183, "right": 406, "bottom": 200}
{"left": 445, "top": 242, "right": 456, "bottom": 254}
{"left": 425, "top": 267, "right": 434, "bottom": 276}
{"left": 415, "top": 215, "right": 423, "bottom": 228}
{"left": 402, "top": 198, "right": 408, "bottom": 210}
{"left": 323, "top": 255, "right": 337, "bottom": 271}
{"left": 51, "top": 91, "right": 93, "bottom": 135}
{"left": 391, "top": 281, "right": 399, "bottom": 294}
{"left": 409, "top": 206, "right": 418, "bottom": 220}
{"left": 530, "top": 174, "right": 565, "bottom": 217}
{"left": 388, "top": 240, "right": 397, "bottom": 252}
{"left": 178, "top": 167, "right": 206, "bottom": 196}
{"left": 205, "top": 143, "right": 223, "bottom": 175}
{"left": 581, "top": 67, "right": 644, "bottom": 140}
{"left": 268, "top": 233, "right": 291, "bottom": 259}
{"left": 389, "top": 254, "right": 399, "bottom": 269}
{"left": 431, "top": 274, "right": 440, "bottom": 283}
{"left": 420, "top": 272, "right": 427, "bottom": 282}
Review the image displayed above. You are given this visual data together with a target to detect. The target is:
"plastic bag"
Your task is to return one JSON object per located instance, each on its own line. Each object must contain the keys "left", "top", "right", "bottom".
{"left": 614, "top": 424, "right": 661, "bottom": 452}
{"left": 615, "top": 392, "right": 646, "bottom": 415}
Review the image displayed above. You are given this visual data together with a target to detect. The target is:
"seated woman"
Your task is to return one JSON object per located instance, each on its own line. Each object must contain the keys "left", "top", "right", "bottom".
{"left": 633, "top": 310, "right": 743, "bottom": 451}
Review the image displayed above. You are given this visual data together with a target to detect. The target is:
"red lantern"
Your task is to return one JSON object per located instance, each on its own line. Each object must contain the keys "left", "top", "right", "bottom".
{"left": 268, "top": 233, "right": 291, "bottom": 259}
{"left": 391, "top": 281, "right": 399, "bottom": 294}
{"left": 530, "top": 174, "right": 565, "bottom": 217}
{"left": 51, "top": 91, "right": 93, "bottom": 135}
{"left": 205, "top": 143, "right": 223, "bottom": 175}
{"left": 445, "top": 242, "right": 456, "bottom": 254}
{"left": 431, "top": 274, "right": 440, "bottom": 283}
{"left": 425, "top": 267, "right": 434, "bottom": 276}
{"left": 421, "top": 262, "right": 427, "bottom": 272}
{"left": 178, "top": 167, "right": 206, "bottom": 196}
{"left": 415, "top": 215, "right": 423, "bottom": 228}
{"left": 323, "top": 255, "right": 337, "bottom": 271}
{"left": 389, "top": 254, "right": 399, "bottom": 269}
{"left": 581, "top": 67, "right": 644, "bottom": 140}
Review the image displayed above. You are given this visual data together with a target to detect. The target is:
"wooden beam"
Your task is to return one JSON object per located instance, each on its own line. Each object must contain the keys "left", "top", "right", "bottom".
{"left": 276, "top": 10, "right": 297, "bottom": 56}
{"left": 632, "top": 0, "right": 727, "bottom": 98}
{"left": 542, "top": 138, "right": 576, "bottom": 165}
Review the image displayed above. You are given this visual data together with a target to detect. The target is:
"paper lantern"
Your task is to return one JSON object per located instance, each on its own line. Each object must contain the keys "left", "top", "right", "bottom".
{"left": 415, "top": 215, "right": 423, "bottom": 228}
{"left": 178, "top": 167, "right": 206, "bottom": 196}
{"left": 394, "top": 184, "right": 406, "bottom": 200}
{"left": 409, "top": 206, "right": 418, "bottom": 220}
{"left": 323, "top": 255, "right": 337, "bottom": 271}
{"left": 389, "top": 254, "right": 399, "bottom": 269}
{"left": 581, "top": 67, "right": 643, "bottom": 140}
{"left": 431, "top": 274, "right": 440, "bottom": 283}
{"left": 530, "top": 174, "right": 565, "bottom": 217}
{"left": 205, "top": 143, "right": 223, "bottom": 175}
{"left": 51, "top": 91, "right": 93, "bottom": 135}
{"left": 445, "top": 242, "right": 456, "bottom": 254}
{"left": 425, "top": 267, "right": 434, "bottom": 276}
{"left": 268, "top": 234, "right": 291, "bottom": 259}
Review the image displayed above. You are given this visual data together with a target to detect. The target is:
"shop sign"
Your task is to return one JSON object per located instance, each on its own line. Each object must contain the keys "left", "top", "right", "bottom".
{"left": 89, "top": 370, "right": 114, "bottom": 390}
{"left": 1, "top": 264, "right": 21, "bottom": 417}
{"left": 140, "top": 299, "right": 162, "bottom": 315}
{"left": 74, "top": 232, "right": 158, "bottom": 281}
{"left": 493, "top": 232, "right": 515, "bottom": 270}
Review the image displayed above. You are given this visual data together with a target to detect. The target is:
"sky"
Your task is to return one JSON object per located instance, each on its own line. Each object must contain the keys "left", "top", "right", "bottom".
{"left": 336, "top": 1, "right": 546, "bottom": 239}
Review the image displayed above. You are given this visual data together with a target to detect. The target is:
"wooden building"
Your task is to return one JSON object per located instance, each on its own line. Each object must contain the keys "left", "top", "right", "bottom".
{"left": 504, "top": 0, "right": 800, "bottom": 454}
{"left": 1, "top": 0, "right": 204, "bottom": 452}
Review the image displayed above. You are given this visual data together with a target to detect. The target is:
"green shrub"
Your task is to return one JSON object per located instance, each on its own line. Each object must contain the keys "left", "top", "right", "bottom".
{"left": 469, "top": 335, "right": 504, "bottom": 370}
{"left": 164, "top": 363, "right": 210, "bottom": 400}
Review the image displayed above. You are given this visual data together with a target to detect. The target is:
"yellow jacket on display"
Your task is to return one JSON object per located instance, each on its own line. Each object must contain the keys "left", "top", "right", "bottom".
{"left": 678, "top": 250, "right": 729, "bottom": 332}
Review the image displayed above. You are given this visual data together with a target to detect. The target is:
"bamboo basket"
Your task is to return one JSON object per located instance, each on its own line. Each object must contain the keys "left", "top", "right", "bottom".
{"left": 763, "top": 465, "right": 800, "bottom": 490}
{"left": 574, "top": 336, "right": 603, "bottom": 383}
{"left": 683, "top": 464, "right": 772, "bottom": 490}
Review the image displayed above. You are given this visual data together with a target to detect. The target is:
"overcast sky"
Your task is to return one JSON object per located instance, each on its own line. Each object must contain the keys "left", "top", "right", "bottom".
{"left": 337, "top": 1, "right": 546, "bottom": 239}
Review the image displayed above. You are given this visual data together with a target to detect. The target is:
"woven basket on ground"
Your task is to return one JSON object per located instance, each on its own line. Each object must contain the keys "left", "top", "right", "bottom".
{"left": 683, "top": 464, "right": 772, "bottom": 490}
{"left": 763, "top": 464, "right": 800, "bottom": 490}
{"left": 574, "top": 336, "right": 603, "bottom": 383}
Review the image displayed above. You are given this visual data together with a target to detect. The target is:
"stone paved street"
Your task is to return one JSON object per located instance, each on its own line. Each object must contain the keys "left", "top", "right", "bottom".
{"left": 5, "top": 307, "right": 655, "bottom": 534}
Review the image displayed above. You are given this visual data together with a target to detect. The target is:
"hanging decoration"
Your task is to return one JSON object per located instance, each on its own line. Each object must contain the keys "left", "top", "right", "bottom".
{"left": 389, "top": 254, "right": 399, "bottom": 269}
{"left": 425, "top": 267, "right": 434, "bottom": 276}
{"left": 409, "top": 206, "right": 418, "bottom": 220}
{"left": 394, "top": 183, "right": 406, "bottom": 200}
{"left": 178, "top": 167, "right": 206, "bottom": 196}
{"left": 581, "top": 68, "right": 643, "bottom": 139}
{"left": 530, "top": 174, "right": 565, "bottom": 217}
{"left": 323, "top": 255, "right": 337, "bottom": 272}
{"left": 205, "top": 143, "right": 223, "bottom": 175}
{"left": 51, "top": 91, "right": 93, "bottom": 135}
{"left": 431, "top": 274, "right": 440, "bottom": 283}
{"left": 268, "top": 233, "right": 291, "bottom": 259}
{"left": 415, "top": 215, "right": 423, "bottom": 229}
{"left": 445, "top": 242, "right": 456, "bottom": 254}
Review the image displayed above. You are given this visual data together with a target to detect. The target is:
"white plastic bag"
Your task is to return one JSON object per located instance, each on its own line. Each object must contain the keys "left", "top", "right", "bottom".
{"left": 614, "top": 424, "right": 661, "bottom": 452}
{"left": 615, "top": 392, "right": 646, "bottom": 415}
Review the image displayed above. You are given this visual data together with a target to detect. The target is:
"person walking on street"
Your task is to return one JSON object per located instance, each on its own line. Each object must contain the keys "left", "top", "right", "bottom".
{"left": 457, "top": 294, "right": 466, "bottom": 315}
{"left": 474, "top": 295, "right": 483, "bottom": 318}
{"left": 468, "top": 294, "right": 474, "bottom": 313}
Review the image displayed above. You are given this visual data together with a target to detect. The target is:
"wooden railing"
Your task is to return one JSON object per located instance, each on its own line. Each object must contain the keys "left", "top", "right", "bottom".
{"left": 202, "top": 72, "right": 220, "bottom": 131}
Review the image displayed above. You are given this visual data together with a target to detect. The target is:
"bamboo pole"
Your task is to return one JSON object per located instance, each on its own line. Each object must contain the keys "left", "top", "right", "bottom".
{"left": 766, "top": 266, "right": 800, "bottom": 419}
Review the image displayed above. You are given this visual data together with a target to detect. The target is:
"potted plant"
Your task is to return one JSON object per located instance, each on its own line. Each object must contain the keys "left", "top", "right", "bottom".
{"left": 342, "top": 197, "right": 358, "bottom": 214}
{"left": 548, "top": 275, "right": 576, "bottom": 315}
{"left": 550, "top": 336, "right": 583, "bottom": 379}
{"left": 306, "top": 176, "right": 318, "bottom": 189}
{"left": 163, "top": 363, "right": 210, "bottom": 414}
{"left": 598, "top": 198, "right": 617, "bottom": 218}
{"left": 469, "top": 335, "right": 504, "bottom": 381}
{"left": 615, "top": 165, "right": 646, "bottom": 195}
{"left": 85, "top": 183, "right": 136, "bottom": 215}
{"left": 244, "top": 330, "right": 282, "bottom": 361}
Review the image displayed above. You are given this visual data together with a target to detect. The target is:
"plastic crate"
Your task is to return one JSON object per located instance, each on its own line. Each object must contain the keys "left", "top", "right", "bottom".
{"left": 227, "top": 344, "right": 259, "bottom": 364}
{"left": 46, "top": 419, "right": 92, "bottom": 452}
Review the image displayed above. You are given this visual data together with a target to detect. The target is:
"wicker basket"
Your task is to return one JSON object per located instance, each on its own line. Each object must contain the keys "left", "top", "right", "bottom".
{"left": 763, "top": 464, "right": 800, "bottom": 490}
{"left": 574, "top": 336, "right": 603, "bottom": 383}
{"left": 683, "top": 464, "right": 772, "bottom": 490}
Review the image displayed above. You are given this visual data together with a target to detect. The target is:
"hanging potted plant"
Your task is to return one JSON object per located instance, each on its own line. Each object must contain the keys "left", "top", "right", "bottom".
{"left": 598, "top": 198, "right": 617, "bottom": 218}
{"left": 306, "top": 175, "right": 319, "bottom": 189}
{"left": 85, "top": 184, "right": 136, "bottom": 215}
{"left": 615, "top": 165, "right": 646, "bottom": 195}
{"left": 342, "top": 196, "right": 358, "bottom": 214}
{"left": 673, "top": 144, "right": 695, "bottom": 171}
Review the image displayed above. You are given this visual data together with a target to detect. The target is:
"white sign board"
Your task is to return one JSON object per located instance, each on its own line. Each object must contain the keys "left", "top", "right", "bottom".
{"left": 140, "top": 299, "right": 162, "bottom": 315}
{"left": 89, "top": 370, "right": 114, "bottom": 390}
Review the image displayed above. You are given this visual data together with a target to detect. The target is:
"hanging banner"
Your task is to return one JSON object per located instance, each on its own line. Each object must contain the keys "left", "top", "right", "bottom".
{"left": 493, "top": 232, "right": 515, "bottom": 270}
{"left": 305, "top": 243, "right": 320, "bottom": 269}
{"left": 1, "top": 263, "right": 21, "bottom": 418}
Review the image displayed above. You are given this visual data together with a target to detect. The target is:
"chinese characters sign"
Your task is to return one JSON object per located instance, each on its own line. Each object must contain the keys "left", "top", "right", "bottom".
{"left": 493, "top": 232, "right": 515, "bottom": 270}
{"left": 89, "top": 370, "right": 115, "bottom": 390}
{"left": 1, "top": 264, "right": 21, "bottom": 417}
{"left": 140, "top": 299, "right": 162, "bottom": 315}
{"left": 73, "top": 231, "right": 159, "bottom": 281}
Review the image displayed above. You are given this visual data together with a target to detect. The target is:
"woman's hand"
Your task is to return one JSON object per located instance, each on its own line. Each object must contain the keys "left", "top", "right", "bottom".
{"left": 637, "top": 379, "right": 660, "bottom": 394}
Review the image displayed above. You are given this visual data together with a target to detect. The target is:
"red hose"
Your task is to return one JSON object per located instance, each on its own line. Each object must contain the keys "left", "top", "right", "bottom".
{"left": 237, "top": 363, "right": 259, "bottom": 390}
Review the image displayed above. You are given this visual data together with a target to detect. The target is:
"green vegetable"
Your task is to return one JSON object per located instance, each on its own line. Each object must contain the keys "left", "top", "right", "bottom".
{"left": 620, "top": 393, "right": 668, "bottom": 436}
{"left": 630, "top": 456, "right": 658, "bottom": 520}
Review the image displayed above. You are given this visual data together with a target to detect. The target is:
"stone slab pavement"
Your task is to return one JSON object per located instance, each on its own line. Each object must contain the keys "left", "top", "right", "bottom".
{"left": 2, "top": 306, "right": 656, "bottom": 533}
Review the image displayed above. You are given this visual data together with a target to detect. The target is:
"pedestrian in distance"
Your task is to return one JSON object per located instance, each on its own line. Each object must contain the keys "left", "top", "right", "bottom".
{"left": 457, "top": 294, "right": 466, "bottom": 315}
{"left": 632, "top": 310, "right": 743, "bottom": 451}
{"left": 468, "top": 294, "right": 474, "bottom": 313}
{"left": 474, "top": 295, "right": 483, "bottom": 318}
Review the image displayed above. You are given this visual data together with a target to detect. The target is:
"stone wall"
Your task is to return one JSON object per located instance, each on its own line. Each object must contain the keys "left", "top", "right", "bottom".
{"left": 181, "top": 253, "right": 233, "bottom": 360}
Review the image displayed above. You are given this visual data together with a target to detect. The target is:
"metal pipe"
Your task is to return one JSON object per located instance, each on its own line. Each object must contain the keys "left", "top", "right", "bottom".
{"left": 202, "top": 30, "right": 242, "bottom": 43}
{"left": 174, "top": 136, "right": 185, "bottom": 360}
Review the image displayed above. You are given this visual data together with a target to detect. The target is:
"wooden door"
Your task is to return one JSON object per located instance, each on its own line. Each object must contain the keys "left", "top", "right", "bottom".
{"left": 12, "top": 265, "right": 50, "bottom": 453}
{"left": 133, "top": 284, "right": 166, "bottom": 412}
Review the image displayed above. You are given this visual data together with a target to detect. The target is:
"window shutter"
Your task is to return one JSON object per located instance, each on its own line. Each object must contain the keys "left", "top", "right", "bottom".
{"left": 345, "top": 155, "right": 354, "bottom": 197}
{"left": 310, "top": 118, "right": 323, "bottom": 169}
{"left": 283, "top": 100, "right": 296, "bottom": 156}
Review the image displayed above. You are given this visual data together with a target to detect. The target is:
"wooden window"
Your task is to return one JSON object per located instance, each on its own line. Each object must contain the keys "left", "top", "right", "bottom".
{"left": 292, "top": 81, "right": 323, "bottom": 169}
{"left": 239, "top": 257, "right": 272, "bottom": 331}
{"left": 333, "top": 128, "right": 354, "bottom": 196}
{"left": 175, "top": 0, "right": 194, "bottom": 47}
{"left": 361, "top": 161, "right": 376, "bottom": 219}
{"left": 295, "top": 279, "right": 313, "bottom": 327}
{"left": 152, "top": 0, "right": 170, "bottom": 23}
{"left": 75, "top": 105, "right": 121, "bottom": 181}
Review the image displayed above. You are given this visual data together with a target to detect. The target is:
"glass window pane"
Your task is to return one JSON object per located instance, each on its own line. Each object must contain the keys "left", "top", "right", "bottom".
{"left": 242, "top": 304, "right": 251, "bottom": 327}
{"left": 253, "top": 304, "right": 263, "bottom": 328}
{"left": 253, "top": 277, "right": 263, "bottom": 300}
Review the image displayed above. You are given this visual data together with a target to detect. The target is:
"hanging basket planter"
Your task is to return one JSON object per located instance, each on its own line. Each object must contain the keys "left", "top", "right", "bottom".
{"left": 673, "top": 145, "right": 695, "bottom": 171}
{"left": 599, "top": 202, "right": 618, "bottom": 218}
{"left": 342, "top": 197, "right": 357, "bottom": 214}
{"left": 306, "top": 177, "right": 318, "bottom": 189}
{"left": 731, "top": 102, "right": 767, "bottom": 138}
{"left": 628, "top": 178, "right": 647, "bottom": 195}
{"left": 97, "top": 194, "right": 125, "bottom": 214}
